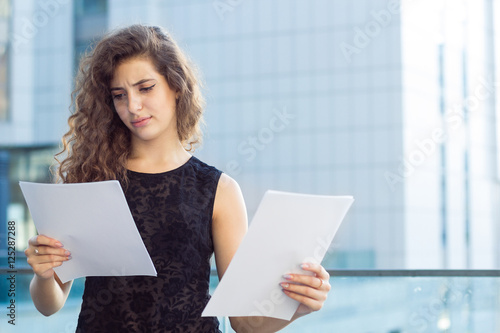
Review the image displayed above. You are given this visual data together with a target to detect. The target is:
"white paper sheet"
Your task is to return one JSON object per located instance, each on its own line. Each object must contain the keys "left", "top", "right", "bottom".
{"left": 19, "top": 180, "right": 157, "bottom": 283}
{"left": 202, "top": 190, "right": 353, "bottom": 320}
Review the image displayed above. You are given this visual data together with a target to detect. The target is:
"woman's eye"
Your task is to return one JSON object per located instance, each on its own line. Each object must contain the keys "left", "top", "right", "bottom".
{"left": 112, "top": 93, "right": 125, "bottom": 100}
{"left": 140, "top": 84, "right": 156, "bottom": 92}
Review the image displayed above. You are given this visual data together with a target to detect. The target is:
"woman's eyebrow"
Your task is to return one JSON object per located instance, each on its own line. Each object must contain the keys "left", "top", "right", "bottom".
{"left": 110, "top": 78, "right": 156, "bottom": 91}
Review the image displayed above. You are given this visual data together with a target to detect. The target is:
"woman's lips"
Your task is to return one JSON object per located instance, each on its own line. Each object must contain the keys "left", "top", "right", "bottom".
{"left": 131, "top": 116, "right": 152, "bottom": 128}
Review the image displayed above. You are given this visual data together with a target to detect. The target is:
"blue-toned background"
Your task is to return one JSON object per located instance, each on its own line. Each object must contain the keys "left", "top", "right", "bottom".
{"left": 1, "top": 0, "right": 499, "bottom": 331}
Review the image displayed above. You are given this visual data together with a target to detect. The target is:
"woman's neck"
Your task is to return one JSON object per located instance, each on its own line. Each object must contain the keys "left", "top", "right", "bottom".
{"left": 127, "top": 138, "right": 192, "bottom": 173}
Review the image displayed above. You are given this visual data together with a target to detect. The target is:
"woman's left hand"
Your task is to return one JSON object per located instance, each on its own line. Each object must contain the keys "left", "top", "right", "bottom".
{"left": 280, "top": 262, "right": 331, "bottom": 316}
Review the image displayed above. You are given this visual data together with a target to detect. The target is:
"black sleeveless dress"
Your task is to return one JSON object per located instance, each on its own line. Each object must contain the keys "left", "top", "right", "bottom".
{"left": 76, "top": 156, "right": 222, "bottom": 332}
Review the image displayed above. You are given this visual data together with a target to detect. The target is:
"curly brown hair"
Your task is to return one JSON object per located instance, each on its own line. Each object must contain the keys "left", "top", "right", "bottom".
{"left": 56, "top": 24, "right": 205, "bottom": 184}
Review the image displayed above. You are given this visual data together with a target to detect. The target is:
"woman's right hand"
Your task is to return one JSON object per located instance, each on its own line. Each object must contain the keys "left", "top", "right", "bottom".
{"left": 24, "top": 235, "right": 71, "bottom": 280}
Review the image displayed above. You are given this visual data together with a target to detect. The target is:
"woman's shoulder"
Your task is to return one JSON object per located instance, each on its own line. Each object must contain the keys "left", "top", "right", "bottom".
{"left": 190, "top": 155, "right": 219, "bottom": 171}
{"left": 213, "top": 173, "right": 245, "bottom": 216}
{"left": 188, "top": 155, "right": 224, "bottom": 180}
{"left": 189, "top": 156, "right": 241, "bottom": 191}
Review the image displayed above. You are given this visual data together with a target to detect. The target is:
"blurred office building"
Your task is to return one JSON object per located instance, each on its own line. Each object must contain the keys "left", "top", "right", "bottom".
{"left": 0, "top": 0, "right": 499, "bottom": 272}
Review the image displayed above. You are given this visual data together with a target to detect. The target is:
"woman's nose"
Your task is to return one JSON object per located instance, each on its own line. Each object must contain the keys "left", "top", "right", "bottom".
{"left": 128, "top": 94, "right": 142, "bottom": 113}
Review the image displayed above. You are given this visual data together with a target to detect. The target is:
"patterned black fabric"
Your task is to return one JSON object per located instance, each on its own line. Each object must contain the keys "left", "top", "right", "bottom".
{"left": 76, "top": 156, "right": 222, "bottom": 332}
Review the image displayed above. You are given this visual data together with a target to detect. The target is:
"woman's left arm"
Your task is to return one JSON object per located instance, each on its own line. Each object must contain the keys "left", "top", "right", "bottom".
{"left": 212, "top": 174, "right": 332, "bottom": 333}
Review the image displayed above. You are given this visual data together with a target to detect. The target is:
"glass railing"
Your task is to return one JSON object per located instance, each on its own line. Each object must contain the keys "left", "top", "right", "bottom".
{"left": 1, "top": 268, "right": 499, "bottom": 332}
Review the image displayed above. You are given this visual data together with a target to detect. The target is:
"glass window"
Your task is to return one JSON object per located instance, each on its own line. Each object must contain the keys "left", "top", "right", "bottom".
{"left": 495, "top": 0, "right": 500, "bottom": 180}
{"left": 74, "top": 0, "right": 108, "bottom": 72}
{"left": 3, "top": 147, "right": 58, "bottom": 251}
{"left": 0, "top": 0, "right": 9, "bottom": 122}
{"left": 75, "top": 0, "right": 107, "bottom": 17}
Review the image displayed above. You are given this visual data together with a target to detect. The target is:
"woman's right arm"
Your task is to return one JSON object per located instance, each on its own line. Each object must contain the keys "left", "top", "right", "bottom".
{"left": 25, "top": 235, "right": 73, "bottom": 316}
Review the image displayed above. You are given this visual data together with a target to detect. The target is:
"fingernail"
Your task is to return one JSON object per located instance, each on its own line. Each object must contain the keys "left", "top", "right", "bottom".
{"left": 301, "top": 263, "right": 310, "bottom": 269}
{"left": 67, "top": 255, "right": 72, "bottom": 260}
{"left": 283, "top": 274, "right": 292, "bottom": 280}
{"left": 281, "top": 282, "right": 289, "bottom": 288}
{"left": 64, "top": 251, "right": 71, "bottom": 256}
{"left": 55, "top": 242, "right": 63, "bottom": 247}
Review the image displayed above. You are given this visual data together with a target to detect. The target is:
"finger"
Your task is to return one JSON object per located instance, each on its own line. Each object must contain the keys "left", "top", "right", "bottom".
{"left": 27, "top": 255, "right": 69, "bottom": 279}
{"left": 281, "top": 288, "right": 324, "bottom": 312}
{"left": 32, "top": 261, "right": 65, "bottom": 279}
{"left": 29, "top": 235, "right": 64, "bottom": 248}
{"left": 26, "top": 235, "right": 68, "bottom": 259}
{"left": 25, "top": 245, "right": 71, "bottom": 260}
{"left": 280, "top": 281, "right": 326, "bottom": 301}
{"left": 283, "top": 273, "right": 331, "bottom": 291}
{"left": 27, "top": 252, "right": 71, "bottom": 267}
{"left": 300, "top": 263, "right": 330, "bottom": 281}
{"left": 32, "top": 244, "right": 71, "bottom": 257}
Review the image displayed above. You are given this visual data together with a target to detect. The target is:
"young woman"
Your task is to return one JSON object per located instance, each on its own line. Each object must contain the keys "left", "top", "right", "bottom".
{"left": 24, "top": 25, "right": 331, "bottom": 332}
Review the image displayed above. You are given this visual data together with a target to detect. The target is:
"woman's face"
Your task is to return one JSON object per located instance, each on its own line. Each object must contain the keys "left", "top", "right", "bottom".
{"left": 110, "top": 57, "right": 179, "bottom": 145}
